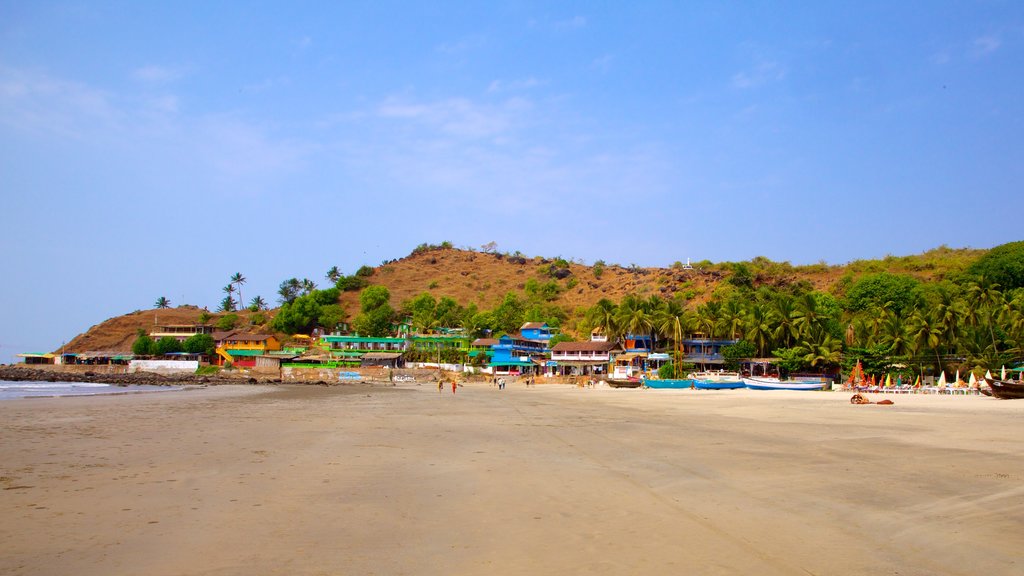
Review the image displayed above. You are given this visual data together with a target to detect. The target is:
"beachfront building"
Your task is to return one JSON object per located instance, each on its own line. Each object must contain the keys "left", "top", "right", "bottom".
{"left": 149, "top": 324, "right": 215, "bottom": 343}
{"left": 550, "top": 341, "right": 620, "bottom": 376}
{"left": 214, "top": 333, "right": 282, "bottom": 367}
{"left": 680, "top": 337, "right": 739, "bottom": 369}
{"left": 490, "top": 333, "right": 546, "bottom": 375}
{"left": 16, "top": 352, "right": 56, "bottom": 365}
{"left": 622, "top": 334, "right": 654, "bottom": 353}
{"left": 590, "top": 327, "right": 608, "bottom": 342}
{"left": 318, "top": 335, "right": 408, "bottom": 366}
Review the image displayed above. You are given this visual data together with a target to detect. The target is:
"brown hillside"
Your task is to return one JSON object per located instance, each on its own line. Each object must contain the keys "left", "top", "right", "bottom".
{"left": 60, "top": 245, "right": 984, "bottom": 353}
{"left": 62, "top": 306, "right": 271, "bottom": 354}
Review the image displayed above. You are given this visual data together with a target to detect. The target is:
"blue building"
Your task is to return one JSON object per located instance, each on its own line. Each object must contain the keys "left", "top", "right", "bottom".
{"left": 622, "top": 333, "right": 654, "bottom": 353}
{"left": 680, "top": 338, "right": 738, "bottom": 367}
{"left": 519, "top": 322, "right": 554, "bottom": 341}
{"left": 490, "top": 333, "right": 546, "bottom": 374}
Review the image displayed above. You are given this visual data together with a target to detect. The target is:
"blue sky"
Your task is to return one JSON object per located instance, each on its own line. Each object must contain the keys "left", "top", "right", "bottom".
{"left": 2, "top": 1, "right": 1023, "bottom": 359}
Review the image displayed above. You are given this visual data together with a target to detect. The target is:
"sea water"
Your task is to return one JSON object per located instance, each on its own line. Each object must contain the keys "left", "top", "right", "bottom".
{"left": 0, "top": 380, "right": 181, "bottom": 400}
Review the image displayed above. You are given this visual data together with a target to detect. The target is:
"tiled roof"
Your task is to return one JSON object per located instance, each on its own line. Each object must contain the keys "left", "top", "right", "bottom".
{"left": 552, "top": 341, "right": 618, "bottom": 352}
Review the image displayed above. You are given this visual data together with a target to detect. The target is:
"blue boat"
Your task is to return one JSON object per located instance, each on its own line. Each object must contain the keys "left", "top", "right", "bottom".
{"left": 693, "top": 379, "right": 744, "bottom": 390}
{"left": 642, "top": 378, "right": 696, "bottom": 389}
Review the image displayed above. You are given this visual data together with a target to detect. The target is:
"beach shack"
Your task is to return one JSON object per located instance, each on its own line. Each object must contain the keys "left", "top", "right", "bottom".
{"left": 16, "top": 353, "right": 56, "bottom": 365}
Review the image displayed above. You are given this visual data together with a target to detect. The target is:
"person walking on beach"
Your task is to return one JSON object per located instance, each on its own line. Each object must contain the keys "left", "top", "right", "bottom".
{"left": 439, "top": 380, "right": 443, "bottom": 394}
{"left": 451, "top": 380, "right": 457, "bottom": 395}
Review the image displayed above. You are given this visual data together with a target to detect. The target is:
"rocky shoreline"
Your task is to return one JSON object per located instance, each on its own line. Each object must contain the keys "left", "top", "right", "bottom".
{"left": 0, "top": 366, "right": 279, "bottom": 386}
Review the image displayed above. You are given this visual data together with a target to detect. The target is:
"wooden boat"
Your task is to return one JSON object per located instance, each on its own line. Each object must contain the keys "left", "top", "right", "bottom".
{"left": 742, "top": 376, "right": 829, "bottom": 391}
{"left": 605, "top": 377, "right": 642, "bottom": 388}
{"left": 693, "top": 379, "right": 744, "bottom": 390}
{"left": 984, "top": 378, "right": 1024, "bottom": 399}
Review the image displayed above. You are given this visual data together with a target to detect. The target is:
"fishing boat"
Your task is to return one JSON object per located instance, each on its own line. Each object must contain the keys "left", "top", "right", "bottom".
{"left": 689, "top": 370, "right": 741, "bottom": 382}
{"left": 642, "top": 378, "right": 695, "bottom": 389}
{"left": 693, "top": 379, "right": 744, "bottom": 390}
{"left": 605, "top": 377, "right": 643, "bottom": 388}
{"left": 983, "top": 378, "right": 1024, "bottom": 399}
{"left": 742, "top": 376, "right": 829, "bottom": 391}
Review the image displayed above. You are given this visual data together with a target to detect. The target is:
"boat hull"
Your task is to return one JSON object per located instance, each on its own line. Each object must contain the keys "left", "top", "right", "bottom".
{"left": 643, "top": 378, "right": 695, "bottom": 389}
{"left": 984, "top": 378, "right": 1024, "bottom": 399}
{"left": 693, "top": 380, "right": 744, "bottom": 390}
{"left": 742, "top": 377, "right": 828, "bottom": 391}
{"left": 606, "top": 378, "right": 642, "bottom": 388}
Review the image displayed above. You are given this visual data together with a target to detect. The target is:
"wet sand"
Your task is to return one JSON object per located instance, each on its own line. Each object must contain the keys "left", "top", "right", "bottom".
{"left": 1, "top": 383, "right": 1022, "bottom": 575}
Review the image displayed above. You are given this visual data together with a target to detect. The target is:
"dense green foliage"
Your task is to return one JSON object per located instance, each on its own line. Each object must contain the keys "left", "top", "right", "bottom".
{"left": 844, "top": 273, "right": 921, "bottom": 314}
{"left": 272, "top": 287, "right": 347, "bottom": 335}
{"left": 967, "top": 241, "right": 1024, "bottom": 290}
{"left": 155, "top": 336, "right": 183, "bottom": 355}
{"left": 216, "top": 314, "right": 239, "bottom": 331}
{"left": 131, "top": 334, "right": 156, "bottom": 355}
{"left": 352, "top": 286, "right": 395, "bottom": 336}
{"left": 183, "top": 334, "right": 215, "bottom": 356}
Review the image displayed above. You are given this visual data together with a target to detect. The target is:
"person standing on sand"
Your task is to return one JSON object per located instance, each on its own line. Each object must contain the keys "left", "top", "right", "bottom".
{"left": 439, "top": 380, "right": 443, "bottom": 394}
{"left": 451, "top": 380, "right": 457, "bottom": 394}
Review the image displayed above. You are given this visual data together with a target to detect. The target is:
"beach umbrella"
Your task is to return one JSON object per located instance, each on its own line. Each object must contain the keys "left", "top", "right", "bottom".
{"left": 954, "top": 369, "right": 960, "bottom": 385}
{"left": 968, "top": 372, "right": 977, "bottom": 387}
{"left": 896, "top": 375, "right": 902, "bottom": 387}
{"left": 938, "top": 371, "right": 947, "bottom": 387}
{"left": 1001, "top": 366, "right": 1006, "bottom": 380}
{"left": 913, "top": 375, "right": 921, "bottom": 388}
{"left": 986, "top": 369, "right": 994, "bottom": 381}
{"left": 884, "top": 373, "right": 892, "bottom": 388}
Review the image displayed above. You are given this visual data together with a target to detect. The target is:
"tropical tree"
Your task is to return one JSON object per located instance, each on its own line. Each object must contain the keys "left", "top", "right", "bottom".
{"left": 586, "top": 299, "right": 619, "bottom": 340}
{"left": 326, "top": 266, "right": 343, "bottom": 284}
{"left": 909, "top": 307, "right": 943, "bottom": 372}
{"left": 771, "top": 295, "right": 798, "bottom": 348}
{"left": 720, "top": 299, "right": 745, "bottom": 340}
{"left": 249, "top": 296, "right": 267, "bottom": 311}
{"left": 743, "top": 304, "right": 774, "bottom": 357}
{"left": 278, "top": 278, "right": 302, "bottom": 305}
{"left": 221, "top": 284, "right": 236, "bottom": 311}
{"left": 696, "top": 301, "right": 722, "bottom": 339}
{"left": 154, "top": 296, "right": 170, "bottom": 309}
{"left": 230, "top": 273, "right": 246, "bottom": 309}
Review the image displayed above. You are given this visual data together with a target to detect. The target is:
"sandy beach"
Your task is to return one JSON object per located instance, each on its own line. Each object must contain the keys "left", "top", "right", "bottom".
{"left": 1, "top": 383, "right": 1022, "bottom": 575}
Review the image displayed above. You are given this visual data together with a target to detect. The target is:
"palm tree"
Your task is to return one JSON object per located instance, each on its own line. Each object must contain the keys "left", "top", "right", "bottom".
{"left": 771, "top": 295, "right": 798, "bottom": 348}
{"left": 743, "top": 304, "right": 774, "bottom": 357}
{"left": 878, "top": 310, "right": 912, "bottom": 357}
{"left": 792, "top": 293, "right": 822, "bottom": 341}
{"left": 696, "top": 301, "right": 722, "bottom": 339}
{"left": 249, "top": 296, "right": 267, "bottom": 311}
{"left": 720, "top": 299, "right": 745, "bottom": 340}
{"left": 326, "top": 266, "right": 342, "bottom": 284}
{"left": 617, "top": 295, "right": 654, "bottom": 345}
{"left": 154, "top": 296, "right": 170, "bottom": 309}
{"left": 222, "top": 284, "right": 236, "bottom": 310}
{"left": 909, "top": 308, "right": 943, "bottom": 372}
{"left": 654, "top": 299, "right": 691, "bottom": 369}
{"left": 799, "top": 333, "right": 843, "bottom": 368}
{"left": 230, "top": 273, "right": 246, "bottom": 309}
{"left": 301, "top": 278, "right": 317, "bottom": 295}
{"left": 586, "top": 299, "right": 619, "bottom": 341}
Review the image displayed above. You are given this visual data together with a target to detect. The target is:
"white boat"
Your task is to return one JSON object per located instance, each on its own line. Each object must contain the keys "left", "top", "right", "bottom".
{"left": 689, "top": 370, "right": 741, "bottom": 383}
{"left": 742, "top": 376, "right": 829, "bottom": 391}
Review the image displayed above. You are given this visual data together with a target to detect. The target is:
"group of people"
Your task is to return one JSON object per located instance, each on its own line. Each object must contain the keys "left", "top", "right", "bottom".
{"left": 439, "top": 379, "right": 458, "bottom": 394}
